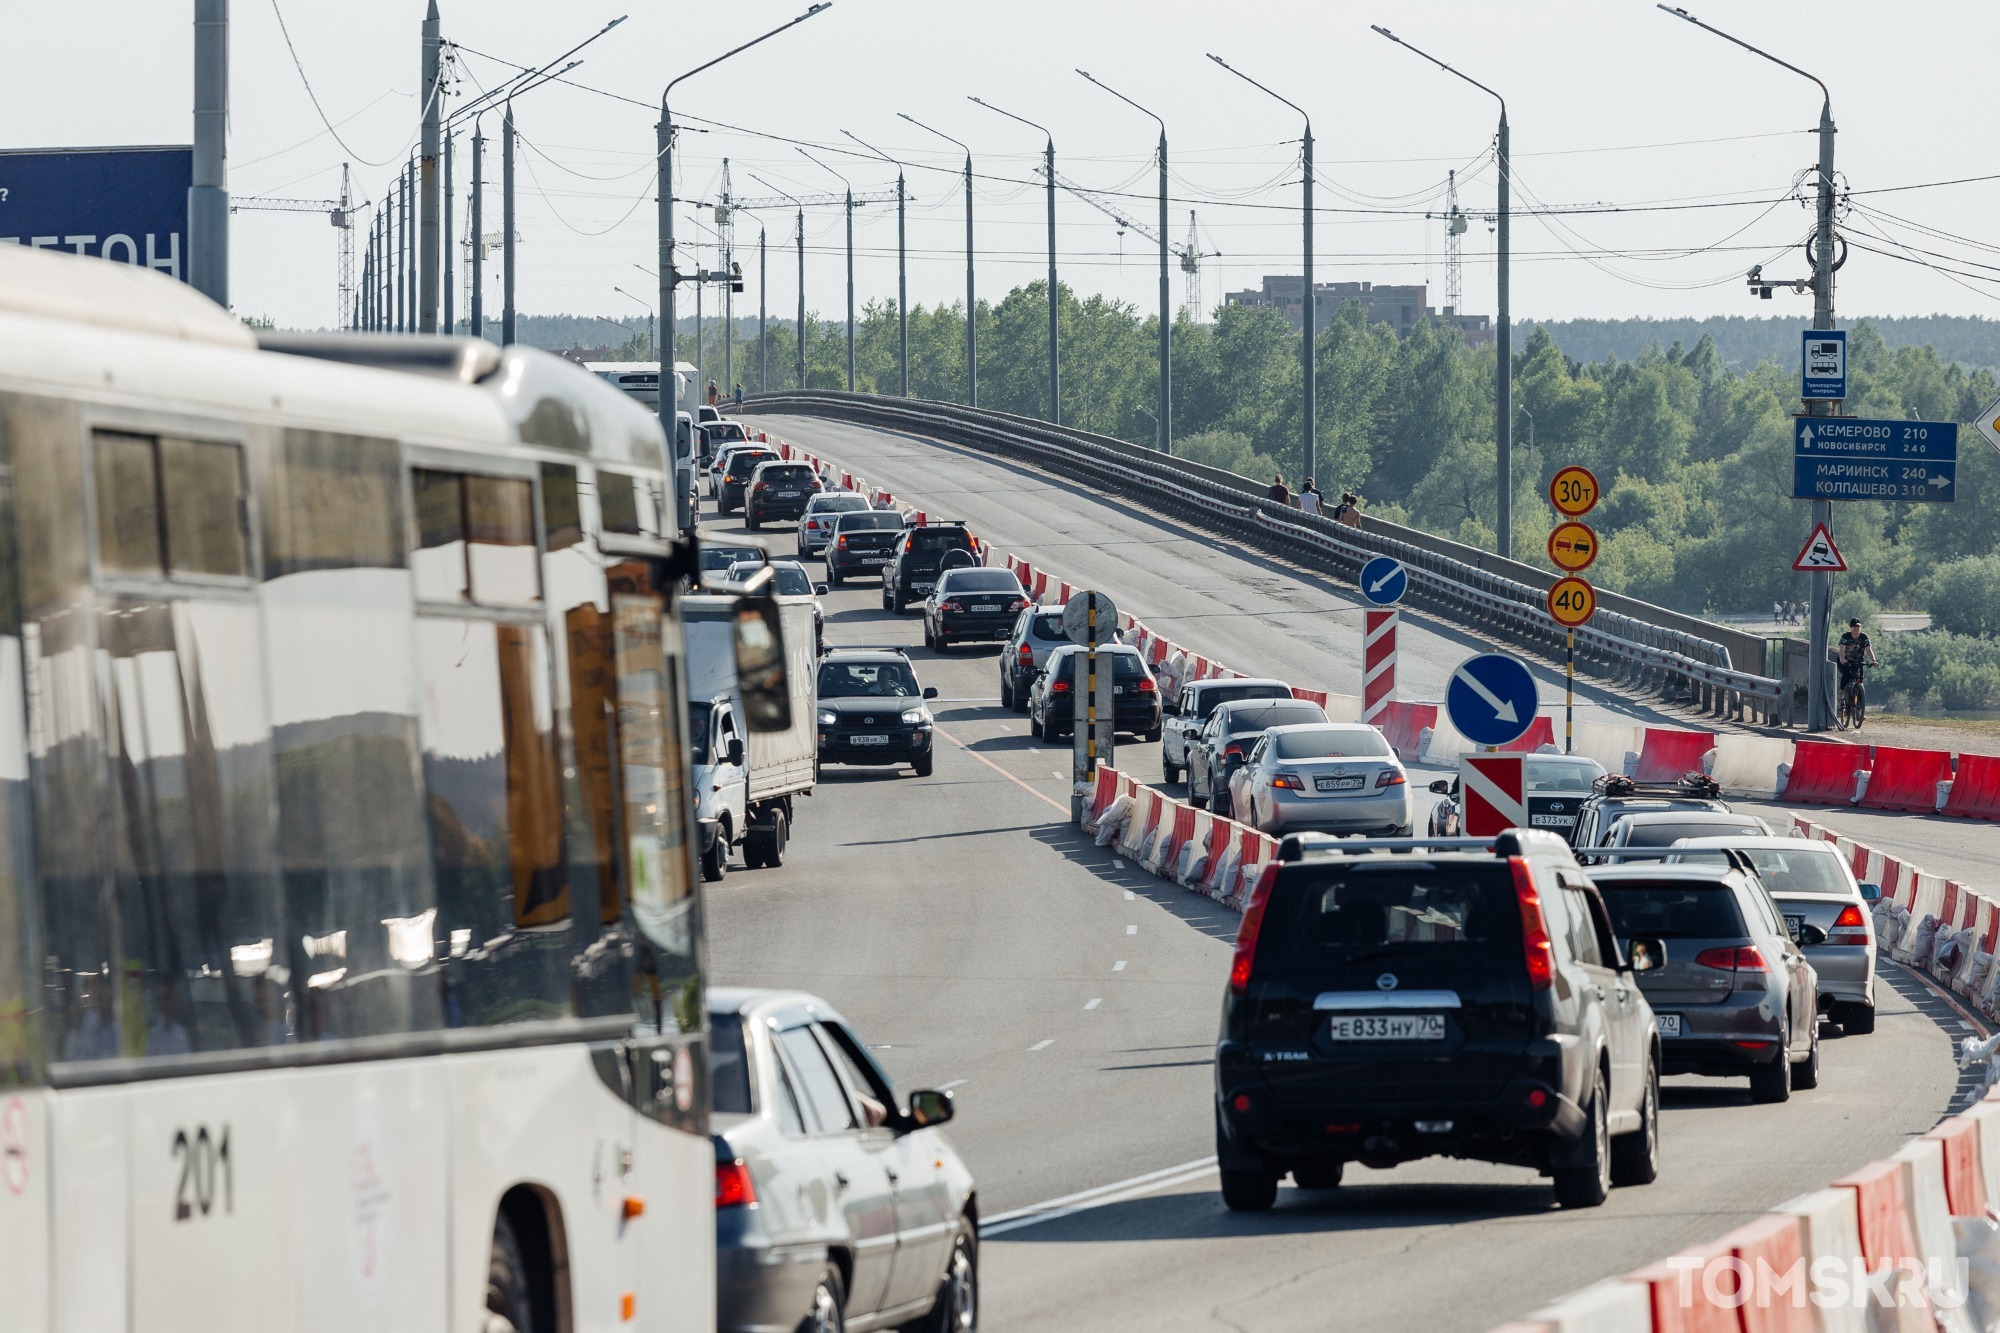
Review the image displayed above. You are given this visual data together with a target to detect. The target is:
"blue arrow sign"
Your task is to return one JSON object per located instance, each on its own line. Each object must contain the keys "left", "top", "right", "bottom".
{"left": 1793, "top": 454, "right": 1957, "bottom": 503}
{"left": 1359, "top": 556, "right": 1407, "bottom": 606}
{"left": 1445, "top": 652, "right": 1540, "bottom": 749}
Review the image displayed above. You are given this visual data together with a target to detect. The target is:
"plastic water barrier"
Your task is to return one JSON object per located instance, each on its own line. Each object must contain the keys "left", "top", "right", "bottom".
{"left": 1860, "top": 746, "right": 1953, "bottom": 814}
{"left": 1780, "top": 740, "right": 1870, "bottom": 805}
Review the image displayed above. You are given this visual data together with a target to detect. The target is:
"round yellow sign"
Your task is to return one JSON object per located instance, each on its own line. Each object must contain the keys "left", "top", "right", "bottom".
{"left": 1547, "top": 520, "right": 1599, "bottom": 573}
{"left": 1547, "top": 576, "right": 1597, "bottom": 628}
{"left": 1549, "top": 465, "right": 1601, "bottom": 518}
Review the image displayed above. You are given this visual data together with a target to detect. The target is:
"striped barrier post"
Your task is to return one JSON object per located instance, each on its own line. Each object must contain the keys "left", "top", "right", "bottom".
{"left": 1363, "top": 609, "right": 1397, "bottom": 725}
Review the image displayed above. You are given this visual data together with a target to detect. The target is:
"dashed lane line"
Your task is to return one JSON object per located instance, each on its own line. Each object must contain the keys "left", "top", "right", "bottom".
{"left": 980, "top": 1158, "right": 1220, "bottom": 1238}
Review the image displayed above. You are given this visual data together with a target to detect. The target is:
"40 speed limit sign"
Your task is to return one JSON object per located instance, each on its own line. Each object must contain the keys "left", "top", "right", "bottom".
{"left": 1547, "top": 576, "right": 1597, "bottom": 628}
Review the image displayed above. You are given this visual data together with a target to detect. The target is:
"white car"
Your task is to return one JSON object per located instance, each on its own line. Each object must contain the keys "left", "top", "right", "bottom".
{"left": 796, "top": 492, "right": 873, "bottom": 558}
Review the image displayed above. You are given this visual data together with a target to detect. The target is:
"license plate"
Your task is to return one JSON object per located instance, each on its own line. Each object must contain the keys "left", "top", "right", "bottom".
{"left": 1785, "top": 914, "right": 1806, "bottom": 936}
{"left": 971, "top": 604, "right": 998, "bottom": 613}
{"left": 1316, "top": 775, "right": 1364, "bottom": 792}
{"left": 1326, "top": 1014, "right": 1444, "bottom": 1041}
{"left": 1657, "top": 1014, "right": 1682, "bottom": 1037}
{"left": 850, "top": 734, "right": 889, "bottom": 746}
{"left": 861, "top": 556, "right": 888, "bottom": 565}
{"left": 913, "top": 582, "right": 934, "bottom": 593}
{"left": 777, "top": 489, "right": 801, "bottom": 498}
{"left": 1530, "top": 813, "right": 1577, "bottom": 828}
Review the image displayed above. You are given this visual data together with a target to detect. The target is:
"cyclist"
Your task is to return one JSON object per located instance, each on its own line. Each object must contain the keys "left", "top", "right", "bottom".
{"left": 1835, "top": 617, "right": 1878, "bottom": 725}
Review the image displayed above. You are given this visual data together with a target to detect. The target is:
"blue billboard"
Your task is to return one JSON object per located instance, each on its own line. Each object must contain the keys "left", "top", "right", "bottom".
{"left": 0, "top": 146, "right": 193, "bottom": 283}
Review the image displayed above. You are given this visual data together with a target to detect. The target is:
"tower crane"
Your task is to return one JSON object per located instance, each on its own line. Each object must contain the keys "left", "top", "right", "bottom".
{"left": 232, "top": 164, "right": 360, "bottom": 327}
{"left": 1039, "top": 167, "right": 1220, "bottom": 320}
{"left": 1431, "top": 168, "right": 1470, "bottom": 316}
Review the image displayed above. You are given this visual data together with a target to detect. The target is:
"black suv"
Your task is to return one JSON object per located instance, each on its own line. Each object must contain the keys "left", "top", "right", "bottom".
{"left": 744, "top": 460, "right": 824, "bottom": 529}
{"left": 1570, "top": 775, "right": 1731, "bottom": 856}
{"left": 1215, "top": 831, "right": 1662, "bottom": 1213}
{"left": 824, "top": 510, "right": 907, "bottom": 585}
{"left": 815, "top": 648, "right": 940, "bottom": 777}
{"left": 883, "top": 523, "right": 977, "bottom": 613}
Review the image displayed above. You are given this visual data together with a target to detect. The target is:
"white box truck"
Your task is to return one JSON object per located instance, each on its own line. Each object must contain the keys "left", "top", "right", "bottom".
{"left": 683, "top": 592, "right": 818, "bottom": 877}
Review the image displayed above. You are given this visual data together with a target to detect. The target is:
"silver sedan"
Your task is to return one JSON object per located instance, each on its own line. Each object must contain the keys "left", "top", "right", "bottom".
{"left": 1232, "top": 722, "right": 1412, "bottom": 837}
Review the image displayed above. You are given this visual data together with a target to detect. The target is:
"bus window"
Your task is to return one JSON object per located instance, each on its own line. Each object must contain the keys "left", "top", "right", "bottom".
{"left": 598, "top": 470, "right": 642, "bottom": 536}
{"left": 261, "top": 429, "right": 405, "bottom": 576}
{"left": 413, "top": 469, "right": 539, "bottom": 606}
{"left": 90, "top": 431, "right": 250, "bottom": 582}
{"left": 539, "top": 462, "right": 583, "bottom": 551}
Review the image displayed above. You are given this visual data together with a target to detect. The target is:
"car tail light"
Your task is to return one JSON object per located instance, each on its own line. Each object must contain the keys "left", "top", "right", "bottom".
{"left": 1136, "top": 677, "right": 1156, "bottom": 693}
{"left": 1509, "top": 857, "right": 1554, "bottom": 992}
{"left": 942, "top": 600, "right": 965, "bottom": 613}
{"left": 1271, "top": 772, "right": 1305, "bottom": 791}
{"left": 715, "top": 1159, "right": 757, "bottom": 1208}
{"left": 1008, "top": 598, "right": 1028, "bottom": 611}
{"left": 1694, "top": 946, "right": 1768, "bottom": 972}
{"left": 837, "top": 535, "right": 848, "bottom": 548}
{"left": 1229, "top": 863, "right": 1280, "bottom": 993}
{"left": 1829, "top": 903, "right": 1870, "bottom": 945}
{"left": 1017, "top": 643, "right": 1034, "bottom": 662}
{"left": 1224, "top": 743, "right": 1247, "bottom": 760}
{"left": 1050, "top": 678, "right": 1072, "bottom": 694}
{"left": 752, "top": 482, "right": 767, "bottom": 491}
{"left": 1375, "top": 770, "right": 1405, "bottom": 788}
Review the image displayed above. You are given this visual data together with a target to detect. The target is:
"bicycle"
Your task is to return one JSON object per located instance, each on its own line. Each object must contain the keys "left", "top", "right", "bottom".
{"left": 1837, "top": 674, "right": 1866, "bottom": 731}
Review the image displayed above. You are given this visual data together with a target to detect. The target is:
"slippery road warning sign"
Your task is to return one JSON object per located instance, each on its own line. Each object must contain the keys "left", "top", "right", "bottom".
{"left": 1460, "top": 754, "right": 1528, "bottom": 837}
{"left": 1792, "top": 523, "right": 1847, "bottom": 573}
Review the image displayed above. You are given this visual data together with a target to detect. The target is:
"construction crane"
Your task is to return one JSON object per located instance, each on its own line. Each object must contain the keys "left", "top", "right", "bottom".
{"left": 232, "top": 163, "right": 360, "bottom": 327}
{"left": 1433, "top": 168, "right": 1470, "bottom": 317}
{"left": 1040, "top": 167, "right": 1220, "bottom": 321}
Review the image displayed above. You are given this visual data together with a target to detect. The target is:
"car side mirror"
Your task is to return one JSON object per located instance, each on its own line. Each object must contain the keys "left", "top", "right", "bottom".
{"left": 814, "top": 583, "right": 830, "bottom": 597}
{"left": 1859, "top": 882, "right": 1882, "bottom": 902}
{"left": 923, "top": 686, "right": 939, "bottom": 700}
{"left": 726, "top": 737, "right": 745, "bottom": 768}
{"left": 1624, "top": 936, "right": 1667, "bottom": 973}
{"left": 1428, "top": 778, "right": 1453, "bottom": 795}
{"left": 905, "top": 1088, "right": 955, "bottom": 1129}
{"left": 732, "top": 593, "right": 793, "bottom": 733}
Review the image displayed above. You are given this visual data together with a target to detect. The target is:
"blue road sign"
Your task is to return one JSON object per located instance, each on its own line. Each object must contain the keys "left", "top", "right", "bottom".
{"left": 1801, "top": 330, "right": 1847, "bottom": 401}
{"left": 1359, "top": 556, "right": 1407, "bottom": 606}
{"left": 0, "top": 146, "right": 193, "bottom": 283}
{"left": 1445, "top": 652, "right": 1539, "bottom": 749}
{"left": 1792, "top": 416, "right": 1960, "bottom": 503}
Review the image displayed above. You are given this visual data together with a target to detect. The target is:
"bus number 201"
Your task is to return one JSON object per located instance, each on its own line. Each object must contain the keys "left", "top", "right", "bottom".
{"left": 172, "top": 1125, "right": 233, "bottom": 1222}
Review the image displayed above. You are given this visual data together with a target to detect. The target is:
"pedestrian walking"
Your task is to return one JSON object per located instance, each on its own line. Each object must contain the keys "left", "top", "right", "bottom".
{"left": 1267, "top": 474, "right": 1291, "bottom": 506}
{"left": 1298, "top": 478, "right": 1324, "bottom": 516}
{"left": 733, "top": 383, "right": 745, "bottom": 410}
{"left": 1331, "top": 492, "right": 1363, "bottom": 528}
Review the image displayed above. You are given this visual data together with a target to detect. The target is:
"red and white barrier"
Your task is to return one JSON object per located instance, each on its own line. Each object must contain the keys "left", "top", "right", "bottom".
{"left": 1363, "top": 608, "right": 1397, "bottom": 725}
{"left": 1630, "top": 726, "right": 1716, "bottom": 783}
{"left": 1861, "top": 746, "right": 1953, "bottom": 814}
{"left": 1780, "top": 740, "right": 1870, "bottom": 805}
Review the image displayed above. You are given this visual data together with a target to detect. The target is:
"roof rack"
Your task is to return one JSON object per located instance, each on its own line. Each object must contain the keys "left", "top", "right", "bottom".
{"left": 1590, "top": 773, "right": 1721, "bottom": 800}
{"left": 1276, "top": 830, "right": 1574, "bottom": 863}
{"left": 820, "top": 644, "right": 911, "bottom": 657}
{"left": 1578, "top": 846, "right": 1759, "bottom": 874}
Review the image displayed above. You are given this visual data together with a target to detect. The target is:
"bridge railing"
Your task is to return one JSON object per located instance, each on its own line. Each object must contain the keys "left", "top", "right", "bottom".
{"left": 744, "top": 389, "right": 1791, "bottom": 726}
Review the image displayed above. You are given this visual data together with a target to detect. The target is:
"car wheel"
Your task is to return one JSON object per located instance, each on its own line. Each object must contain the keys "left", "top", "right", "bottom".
{"left": 1011, "top": 678, "right": 1030, "bottom": 714}
{"left": 1291, "top": 1161, "right": 1343, "bottom": 1190}
{"left": 1213, "top": 787, "right": 1233, "bottom": 820}
{"left": 1610, "top": 1059, "right": 1659, "bottom": 1187}
{"left": 1220, "top": 1168, "right": 1278, "bottom": 1212}
{"left": 746, "top": 512, "right": 760, "bottom": 531}
{"left": 764, "top": 809, "right": 788, "bottom": 868}
{"left": 1162, "top": 759, "right": 1180, "bottom": 785}
{"left": 828, "top": 570, "right": 843, "bottom": 588}
{"left": 1843, "top": 1001, "right": 1876, "bottom": 1035}
{"left": 1552, "top": 1069, "right": 1611, "bottom": 1209}
{"left": 1188, "top": 772, "right": 1208, "bottom": 810}
{"left": 803, "top": 1263, "right": 846, "bottom": 1333}
{"left": 741, "top": 832, "right": 767, "bottom": 871}
{"left": 913, "top": 751, "right": 935, "bottom": 778}
{"left": 1749, "top": 1035, "right": 1792, "bottom": 1104}
{"left": 910, "top": 1221, "right": 976, "bottom": 1333}
{"left": 485, "top": 1212, "right": 537, "bottom": 1333}
{"left": 882, "top": 588, "right": 893, "bottom": 612}
{"left": 1030, "top": 711, "right": 1044, "bottom": 741}
{"left": 924, "top": 621, "right": 936, "bottom": 649}
{"left": 1144, "top": 725, "right": 1162, "bottom": 743}
{"left": 1793, "top": 1016, "right": 1821, "bottom": 1090}
{"left": 999, "top": 676, "right": 1014, "bottom": 710}
{"left": 700, "top": 833, "right": 726, "bottom": 883}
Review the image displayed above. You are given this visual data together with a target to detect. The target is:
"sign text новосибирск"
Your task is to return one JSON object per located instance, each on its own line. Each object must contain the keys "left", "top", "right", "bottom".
{"left": 1791, "top": 416, "right": 1959, "bottom": 503}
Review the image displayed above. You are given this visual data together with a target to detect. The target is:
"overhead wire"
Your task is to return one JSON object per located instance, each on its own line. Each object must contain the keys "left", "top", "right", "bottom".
{"left": 269, "top": 0, "right": 439, "bottom": 167}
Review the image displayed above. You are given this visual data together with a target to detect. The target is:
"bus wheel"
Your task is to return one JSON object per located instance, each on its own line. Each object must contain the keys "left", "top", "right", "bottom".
{"left": 486, "top": 1213, "right": 535, "bottom": 1333}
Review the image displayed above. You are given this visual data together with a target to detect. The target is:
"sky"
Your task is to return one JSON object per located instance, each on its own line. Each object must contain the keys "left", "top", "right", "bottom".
{"left": 7, "top": 0, "right": 2000, "bottom": 333}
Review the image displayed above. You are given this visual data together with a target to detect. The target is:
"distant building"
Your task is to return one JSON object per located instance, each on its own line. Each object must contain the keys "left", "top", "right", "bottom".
{"left": 1222, "top": 276, "right": 1492, "bottom": 349}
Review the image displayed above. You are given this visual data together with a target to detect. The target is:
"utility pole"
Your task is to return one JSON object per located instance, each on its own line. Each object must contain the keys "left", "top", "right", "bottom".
{"left": 393, "top": 167, "right": 405, "bottom": 332}
{"left": 1079, "top": 72, "right": 1170, "bottom": 452}
{"left": 758, "top": 225, "right": 768, "bottom": 392}
{"left": 443, "top": 134, "right": 454, "bottom": 335}
{"left": 502, "top": 105, "right": 515, "bottom": 344}
{"left": 721, "top": 160, "right": 735, "bottom": 393}
{"left": 470, "top": 122, "right": 484, "bottom": 338}
{"left": 901, "top": 114, "right": 976, "bottom": 405}
{"left": 190, "top": 0, "right": 229, "bottom": 304}
{"left": 419, "top": 0, "right": 441, "bottom": 332}
{"left": 846, "top": 185, "right": 855, "bottom": 391}
{"left": 971, "top": 98, "right": 1059, "bottom": 422}
{"left": 405, "top": 163, "right": 418, "bottom": 333}
{"left": 842, "top": 131, "right": 910, "bottom": 397}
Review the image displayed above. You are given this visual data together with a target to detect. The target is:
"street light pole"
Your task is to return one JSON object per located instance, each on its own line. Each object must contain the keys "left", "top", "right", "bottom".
{"left": 1658, "top": 4, "right": 1839, "bottom": 731}
{"left": 753, "top": 174, "right": 810, "bottom": 391}
{"left": 1079, "top": 71, "right": 1170, "bottom": 453}
{"left": 842, "top": 131, "right": 910, "bottom": 398}
{"left": 189, "top": 0, "right": 229, "bottom": 306}
{"left": 758, "top": 224, "right": 768, "bottom": 392}
{"left": 658, "top": 3, "right": 833, "bottom": 533}
{"left": 443, "top": 130, "right": 455, "bottom": 335}
{"left": 971, "top": 97, "right": 1059, "bottom": 423}
{"left": 1371, "top": 26, "right": 1510, "bottom": 558}
{"left": 798, "top": 149, "right": 859, "bottom": 392}
{"left": 470, "top": 121, "right": 484, "bottom": 338}
{"left": 614, "top": 285, "right": 655, "bottom": 356}
{"left": 899, "top": 113, "right": 976, "bottom": 405}
{"left": 419, "top": 0, "right": 441, "bottom": 333}
{"left": 501, "top": 109, "right": 515, "bottom": 345}
{"left": 1208, "top": 55, "right": 1313, "bottom": 482}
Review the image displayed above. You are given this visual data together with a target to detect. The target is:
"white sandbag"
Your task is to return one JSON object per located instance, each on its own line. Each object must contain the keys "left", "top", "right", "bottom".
{"left": 1912, "top": 915, "right": 1944, "bottom": 970}
{"left": 1093, "top": 795, "right": 1133, "bottom": 847}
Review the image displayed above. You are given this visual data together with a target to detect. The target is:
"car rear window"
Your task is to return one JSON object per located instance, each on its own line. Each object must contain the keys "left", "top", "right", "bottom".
{"left": 941, "top": 570, "right": 1021, "bottom": 594}
{"left": 710, "top": 423, "right": 748, "bottom": 442}
{"left": 726, "top": 452, "right": 777, "bottom": 477}
{"left": 1029, "top": 612, "right": 1066, "bottom": 639}
{"left": 1060, "top": 652, "right": 1147, "bottom": 680}
{"left": 810, "top": 495, "right": 868, "bottom": 513}
{"left": 1195, "top": 684, "right": 1291, "bottom": 717}
{"left": 1619, "top": 820, "right": 1759, "bottom": 848}
{"left": 835, "top": 513, "right": 905, "bottom": 532}
{"left": 729, "top": 563, "right": 813, "bottom": 596}
{"left": 1597, "top": 880, "right": 1747, "bottom": 938}
{"left": 1273, "top": 727, "right": 1391, "bottom": 760}
{"left": 1254, "top": 864, "right": 1521, "bottom": 976}
{"left": 1223, "top": 702, "right": 1325, "bottom": 733}
{"left": 908, "top": 528, "right": 972, "bottom": 553}
{"left": 708, "top": 1012, "right": 751, "bottom": 1114}
{"left": 700, "top": 545, "right": 763, "bottom": 570}
{"left": 1738, "top": 848, "right": 1851, "bottom": 897}
{"left": 759, "top": 465, "right": 815, "bottom": 483}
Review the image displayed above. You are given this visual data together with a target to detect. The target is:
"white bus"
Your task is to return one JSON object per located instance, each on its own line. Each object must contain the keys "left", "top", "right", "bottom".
{"left": 0, "top": 246, "right": 790, "bottom": 1331}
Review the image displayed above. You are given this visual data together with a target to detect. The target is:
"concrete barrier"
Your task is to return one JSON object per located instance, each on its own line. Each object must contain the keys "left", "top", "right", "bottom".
{"left": 1375, "top": 700, "right": 1439, "bottom": 763}
{"left": 1831, "top": 1158, "right": 1930, "bottom": 1331}
{"left": 1706, "top": 734, "right": 1796, "bottom": 798}
{"left": 1624, "top": 1240, "right": 1740, "bottom": 1332}
{"left": 1770, "top": 1187, "right": 1869, "bottom": 1333}
{"left": 1499, "top": 716, "right": 1556, "bottom": 754}
{"left": 1925, "top": 1115, "right": 1987, "bottom": 1219}
{"left": 1887, "top": 1139, "right": 1976, "bottom": 1333}
{"left": 1721, "top": 1212, "right": 1815, "bottom": 1333}
{"left": 1493, "top": 1279, "right": 1653, "bottom": 1332}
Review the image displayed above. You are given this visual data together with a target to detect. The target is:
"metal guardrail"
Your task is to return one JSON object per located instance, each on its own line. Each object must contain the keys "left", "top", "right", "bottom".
{"left": 745, "top": 390, "right": 1791, "bottom": 726}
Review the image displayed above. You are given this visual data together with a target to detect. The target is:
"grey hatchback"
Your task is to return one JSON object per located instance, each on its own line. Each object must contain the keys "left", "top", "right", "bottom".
{"left": 711, "top": 989, "right": 978, "bottom": 1333}
{"left": 1589, "top": 858, "right": 1821, "bottom": 1103}
{"left": 998, "top": 605, "right": 1070, "bottom": 712}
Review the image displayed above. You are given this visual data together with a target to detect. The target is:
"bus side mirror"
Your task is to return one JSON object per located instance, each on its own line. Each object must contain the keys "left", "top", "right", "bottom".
{"left": 733, "top": 594, "right": 793, "bottom": 733}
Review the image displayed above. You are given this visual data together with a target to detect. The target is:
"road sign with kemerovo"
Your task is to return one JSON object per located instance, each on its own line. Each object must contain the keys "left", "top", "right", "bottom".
{"left": 1792, "top": 416, "right": 1958, "bottom": 503}
{"left": 1359, "top": 556, "right": 1407, "bottom": 606}
{"left": 1445, "top": 652, "right": 1540, "bottom": 749}
{"left": 1801, "top": 329, "right": 1847, "bottom": 401}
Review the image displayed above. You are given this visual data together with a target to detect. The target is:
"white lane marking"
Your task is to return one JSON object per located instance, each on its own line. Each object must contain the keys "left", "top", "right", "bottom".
{"left": 1052, "top": 771, "right": 1065, "bottom": 779}
{"left": 981, "top": 1158, "right": 1220, "bottom": 1238}
{"left": 1113, "top": 859, "right": 1126, "bottom": 869}
{"left": 1126, "top": 924, "right": 1138, "bottom": 935}
{"left": 1028, "top": 1039, "right": 1054, "bottom": 1052}
{"left": 1961, "top": 1020, "right": 1977, "bottom": 1031}
{"left": 1084, "top": 998, "right": 1102, "bottom": 1010}
{"left": 937, "top": 1078, "right": 968, "bottom": 1092}
{"left": 1113, "top": 960, "right": 1126, "bottom": 971}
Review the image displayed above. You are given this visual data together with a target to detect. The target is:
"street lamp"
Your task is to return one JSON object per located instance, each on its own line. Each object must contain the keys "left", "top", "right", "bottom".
{"left": 1208, "top": 54, "right": 1315, "bottom": 484}
{"left": 657, "top": 2, "right": 833, "bottom": 533}
{"left": 970, "top": 96, "right": 1060, "bottom": 425}
{"left": 798, "top": 149, "right": 860, "bottom": 393}
{"left": 1658, "top": 4, "right": 1840, "bottom": 731}
{"left": 613, "top": 285, "right": 654, "bottom": 357}
{"left": 899, "top": 113, "right": 977, "bottom": 406}
{"left": 1079, "top": 70, "right": 1170, "bottom": 454}
{"left": 842, "top": 130, "right": 910, "bottom": 398}
{"left": 1372, "top": 25, "right": 1512, "bottom": 561}
{"left": 750, "top": 175, "right": 809, "bottom": 392}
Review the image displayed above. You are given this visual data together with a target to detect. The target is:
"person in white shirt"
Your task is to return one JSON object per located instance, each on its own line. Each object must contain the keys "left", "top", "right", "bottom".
{"left": 1297, "top": 478, "right": 1323, "bottom": 516}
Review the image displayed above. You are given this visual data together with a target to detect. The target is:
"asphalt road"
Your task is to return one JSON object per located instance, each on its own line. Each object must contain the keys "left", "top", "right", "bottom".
{"left": 748, "top": 412, "right": 1997, "bottom": 891}
{"left": 695, "top": 479, "right": 1973, "bottom": 1331}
